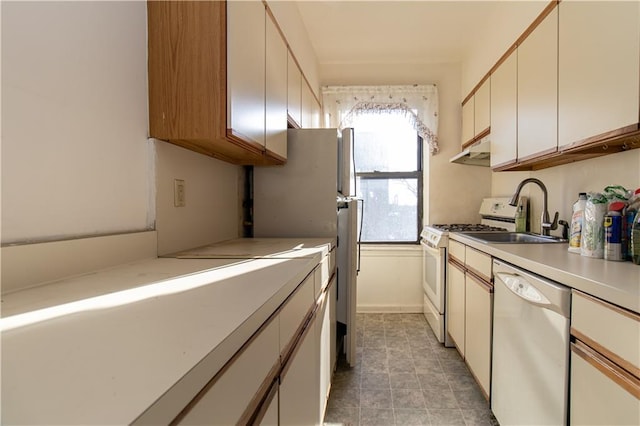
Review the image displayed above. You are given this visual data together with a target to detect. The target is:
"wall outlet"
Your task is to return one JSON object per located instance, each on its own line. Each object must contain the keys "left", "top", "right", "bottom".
{"left": 174, "top": 179, "right": 186, "bottom": 207}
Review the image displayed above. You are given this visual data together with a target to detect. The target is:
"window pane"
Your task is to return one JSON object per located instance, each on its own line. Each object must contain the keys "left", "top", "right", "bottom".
{"left": 356, "top": 178, "right": 418, "bottom": 242}
{"left": 352, "top": 113, "right": 418, "bottom": 172}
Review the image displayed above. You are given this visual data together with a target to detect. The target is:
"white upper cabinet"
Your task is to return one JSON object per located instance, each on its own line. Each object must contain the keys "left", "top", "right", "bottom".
{"left": 474, "top": 79, "right": 490, "bottom": 136}
{"left": 287, "top": 52, "right": 302, "bottom": 128}
{"left": 301, "top": 81, "right": 321, "bottom": 128}
{"left": 265, "top": 12, "right": 288, "bottom": 160}
{"left": 461, "top": 96, "right": 475, "bottom": 147}
{"left": 490, "top": 51, "right": 518, "bottom": 168}
{"left": 558, "top": 0, "right": 640, "bottom": 149}
{"left": 227, "top": 0, "right": 266, "bottom": 147}
{"left": 517, "top": 6, "right": 558, "bottom": 160}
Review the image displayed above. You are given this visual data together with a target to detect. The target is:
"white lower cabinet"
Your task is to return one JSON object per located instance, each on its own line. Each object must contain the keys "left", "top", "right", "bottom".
{"left": 447, "top": 259, "right": 466, "bottom": 355}
{"left": 569, "top": 290, "right": 640, "bottom": 425}
{"left": 570, "top": 342, "right": 640, "bottom": 426}
{"left": 318, "top": 274, "right": 337, "bottom": 420}
{"left": 280, "top": 309, "right": 321, "bottom": 426}
{"left": 464, "top": 273, "right": 492, "bottom": 398}
{"left": 177, "top": 318, "right": 280, "bottom": 425}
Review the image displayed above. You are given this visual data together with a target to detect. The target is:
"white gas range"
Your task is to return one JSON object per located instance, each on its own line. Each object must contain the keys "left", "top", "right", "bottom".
{"left": 420, "top": 197, "right": 527, "bottom": 345}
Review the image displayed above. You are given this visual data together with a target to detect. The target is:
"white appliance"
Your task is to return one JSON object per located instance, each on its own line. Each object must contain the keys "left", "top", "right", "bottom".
{"left": 254, "top": 128, "right": 359, "bottom": 367}
{"left": 420, "top": 197, "right": 527, "bottom": 346}
{"left": 492, "top": 259, "right": 571, "bottom": 425}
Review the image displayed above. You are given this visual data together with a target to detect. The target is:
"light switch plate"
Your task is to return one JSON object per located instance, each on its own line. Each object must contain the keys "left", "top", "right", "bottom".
{"left": 174, "top": 179, "right": 186, "bottom": 207}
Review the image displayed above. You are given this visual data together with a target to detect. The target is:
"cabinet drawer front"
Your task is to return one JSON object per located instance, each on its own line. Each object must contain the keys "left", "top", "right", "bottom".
{"left": 570, "top": 343, "right": 640, "bottom": 426}
{"left": 465, "top": 246, "right": 491, "bottom": 281}
{"left": 449, "top": 240, "right": 465, "bottom": 264}
{"left": 280, "top": 274, "right": 314, "bottom": 354}
{"left": 572, "top": 291, "right": 640, "bottom": 376}
{"left": 314, "top": 251, "right": 336, "bottom": 298}
{"left": 178, "top": 319, "right": 279, "bottom": 425}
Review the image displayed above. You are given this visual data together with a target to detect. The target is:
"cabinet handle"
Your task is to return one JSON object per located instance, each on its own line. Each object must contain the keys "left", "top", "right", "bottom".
{"left": 467, "top": 271, "right": 492, "bottom": 293}
{"left": 572, "top": 340, "right": 640, "bottom": 400}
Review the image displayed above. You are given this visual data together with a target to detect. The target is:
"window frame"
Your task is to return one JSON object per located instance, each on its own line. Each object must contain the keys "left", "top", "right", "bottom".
{"left": 355, "top": 134, "right": 424, "bottom": 244}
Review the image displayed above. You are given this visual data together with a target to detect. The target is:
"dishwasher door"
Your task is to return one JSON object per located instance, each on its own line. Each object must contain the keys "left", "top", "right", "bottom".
{"left": 491, "top": 259, "right": 571, "bottom": 426}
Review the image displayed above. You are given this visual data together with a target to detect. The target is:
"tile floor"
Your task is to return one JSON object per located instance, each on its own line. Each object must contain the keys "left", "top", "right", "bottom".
{"left": 324, "top": 313, "right": 498, "bottom": 426}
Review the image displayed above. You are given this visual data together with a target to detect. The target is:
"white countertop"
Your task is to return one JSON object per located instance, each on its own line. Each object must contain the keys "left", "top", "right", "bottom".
{"left": 450, "top": 233, "right": 640, "bottom": 314}
{"left": 1, "top": 254, "right": 319, "bottom": 424}
{"left": 165, "top": 237, "right": 335, "bottom": 259}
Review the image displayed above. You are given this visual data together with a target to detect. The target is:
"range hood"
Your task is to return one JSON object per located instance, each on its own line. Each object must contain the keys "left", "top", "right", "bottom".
{"left": 449, "top": 137, "right": 491, "bottom": 166}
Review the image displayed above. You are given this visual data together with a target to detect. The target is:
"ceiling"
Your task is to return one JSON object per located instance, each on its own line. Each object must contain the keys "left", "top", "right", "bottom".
{"left": 295, "top": 1, "right": 499, "bottom": 65}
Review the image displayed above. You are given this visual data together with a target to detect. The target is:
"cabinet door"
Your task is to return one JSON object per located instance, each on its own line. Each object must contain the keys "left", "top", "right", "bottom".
{"left": 279, "top": 274, "right": 314, "bottom": 353}
{"left": 558, "top": 0, "right": 640, "bottom": 149}
{"left": 317, "top": 279, "right": 333, "bottom": 421}
{"left": 227, "top": 0, "right": 266, "bottom": 146}
{"left": 474, "top": 79, "right": 490, "bottom": 136}
{"left": 280, "top": 312, "right": 321, "bottom": 426}
{"left": 570, "top": 342, "right": 640, "bottom": 426}
{"left": 517, "top": 7, "right": 558, "bottom": 160}
{"left": 265, "top": 13, "right": 288, "bottom": 160}
{"left": 287, "top": 52, "right": 302, "bottom": 128}
{"left": 178, "top": 319, "right": 279, "bottom": 425}
{"left": 447, "top": 260, "right": 466, "bottom": 356}
{"left": 490, "top": 51, "right": 518, "bottom": 168}
{"left": 461, "top": 96, "right": 475, "bottom": 147}
{"left": 464, "top": 274, "right": 492, "bottom": 399}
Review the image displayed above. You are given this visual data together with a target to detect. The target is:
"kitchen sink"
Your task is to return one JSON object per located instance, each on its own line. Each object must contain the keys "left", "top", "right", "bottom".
{"left": 460, "top": 232, "right": 567, "bottom": 244}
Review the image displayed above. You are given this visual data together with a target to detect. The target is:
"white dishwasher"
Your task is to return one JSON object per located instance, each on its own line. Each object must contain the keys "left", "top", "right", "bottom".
{"left": 491, "top": 259, "right": 571, "bottom": 426}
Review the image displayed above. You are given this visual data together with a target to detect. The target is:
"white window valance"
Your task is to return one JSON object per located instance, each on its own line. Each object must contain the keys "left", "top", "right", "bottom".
{"left": 321, "top": 84, "right": 439, "bottom": 154}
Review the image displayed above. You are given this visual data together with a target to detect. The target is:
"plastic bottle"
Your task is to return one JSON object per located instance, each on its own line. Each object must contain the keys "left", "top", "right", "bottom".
{"left": 568, "top": 193, "right": 587, "bottom": 254}
{"left": 515, "top": 205, "right": 526, "bottom": 232}
{"left": 632, "top": 212, "right": 640, "bottom": 265}
{"left": 626, "top": 188, "right": 640, "bottom": 261}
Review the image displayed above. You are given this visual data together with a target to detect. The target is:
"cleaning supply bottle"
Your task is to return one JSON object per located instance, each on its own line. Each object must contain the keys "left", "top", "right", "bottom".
{"left": 626, "top": 188, "right": 640, "bottom": 261}
{"left": 568, "top": 193, "right": 587, "bottom": 254}
{"left": 632, "top": 211, "right": 640, "bottom": 265}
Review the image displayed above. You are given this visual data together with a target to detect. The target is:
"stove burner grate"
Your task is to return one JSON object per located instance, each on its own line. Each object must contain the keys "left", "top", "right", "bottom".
{"left": 431, "top": 223, "right": 507, "bottom": 232}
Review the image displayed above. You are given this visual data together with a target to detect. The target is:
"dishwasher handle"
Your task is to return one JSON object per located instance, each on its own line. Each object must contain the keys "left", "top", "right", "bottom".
{"left": 494, "top": 272, "right": 568, "bottom": 317}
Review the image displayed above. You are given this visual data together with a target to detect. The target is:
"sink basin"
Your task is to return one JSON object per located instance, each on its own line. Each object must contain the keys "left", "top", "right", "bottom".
{"left": 460, "top": 232, "right": 567, "bottom": 244}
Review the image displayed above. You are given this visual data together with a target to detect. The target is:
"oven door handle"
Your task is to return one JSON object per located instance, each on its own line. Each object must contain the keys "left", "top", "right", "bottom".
{"left": 421, "top": 240, "right": 442, "bottom": 257}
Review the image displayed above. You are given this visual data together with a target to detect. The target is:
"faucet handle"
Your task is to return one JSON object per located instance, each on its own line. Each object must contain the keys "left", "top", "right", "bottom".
{"left": 549, "top": 211, "right": 559, "bottom": 230}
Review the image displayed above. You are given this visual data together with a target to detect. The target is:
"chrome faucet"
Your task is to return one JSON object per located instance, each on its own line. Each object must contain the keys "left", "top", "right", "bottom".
{"left": 508, "top": 178, "right": 558, "bottom": 236}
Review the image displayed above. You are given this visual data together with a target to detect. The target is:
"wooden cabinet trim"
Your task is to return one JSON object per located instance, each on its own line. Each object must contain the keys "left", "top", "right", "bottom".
{"left": 461, "top": 127, "right": 491, "bottom": 150}
{"left": 466, "top": 270, "right": 493, "bottom": 293}
{"left": 572, "top": 328, "right": 640, "bottom": 380}
{"left": 463, "top": 0, "right": 558, "bottom": 101}
{"left": 280, "top": 303, "right": 318, "bottom": 380}
{"left": 571, "top": 339, "right": 640, "bottom": 400}
{"left": 245, "top": 378, "right": 278, "bottom": 425}
{"left": 448, "top": 257, "right": 465, "bottom": 272}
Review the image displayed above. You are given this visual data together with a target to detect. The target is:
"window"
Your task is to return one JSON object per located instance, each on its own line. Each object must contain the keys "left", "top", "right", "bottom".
{"left": 352, "top": 113, "right": 422, "bottom": 243}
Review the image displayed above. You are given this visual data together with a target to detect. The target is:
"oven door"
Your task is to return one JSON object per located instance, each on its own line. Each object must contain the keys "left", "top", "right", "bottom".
{"left": 421, "top": 240, "right": 445, "bottom": 313}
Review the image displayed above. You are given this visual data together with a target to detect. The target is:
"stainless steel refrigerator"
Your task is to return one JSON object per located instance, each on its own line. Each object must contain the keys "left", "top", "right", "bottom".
{"left": 254, "top": 128, "right": 359, "bottom": 367}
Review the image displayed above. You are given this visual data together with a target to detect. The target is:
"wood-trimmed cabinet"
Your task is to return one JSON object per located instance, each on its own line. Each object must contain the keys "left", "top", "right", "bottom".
{"left": 516, "top": 6, "right": 558, "bottom": 161}
{"left": 461, "top": 78, "right": 490, "bottom": 149}
{"left": 570, "top": 290, "right": 640, "bottom": 425}
{"left": 447, "top": 240, "right": 493, "bottom": 399}
{"left": 558, "top": 0, "right": 640, "bottom": 151}
{"left": 464, "top": 0, "right": 640, "bottom": 171}
{"left": 147, "top": 1, "right": 289, "bottom": 165}
{"left": 489, "top": 50, "right": 517, "bottom": 168}
{"left": 169, "top": 254, "right": 337, "bottom": 425}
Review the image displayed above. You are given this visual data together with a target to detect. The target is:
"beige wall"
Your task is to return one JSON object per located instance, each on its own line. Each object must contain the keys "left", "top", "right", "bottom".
{"left": 2, "top": 1, "right": 152, "bottom": 244}
{"left": 154, "top": 141, "right": 242, "bottom": 256}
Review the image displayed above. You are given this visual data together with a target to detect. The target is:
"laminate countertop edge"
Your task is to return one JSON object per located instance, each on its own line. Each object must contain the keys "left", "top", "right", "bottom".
{"left": 450, "top": 233, "right": 640, "bottom": 314}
